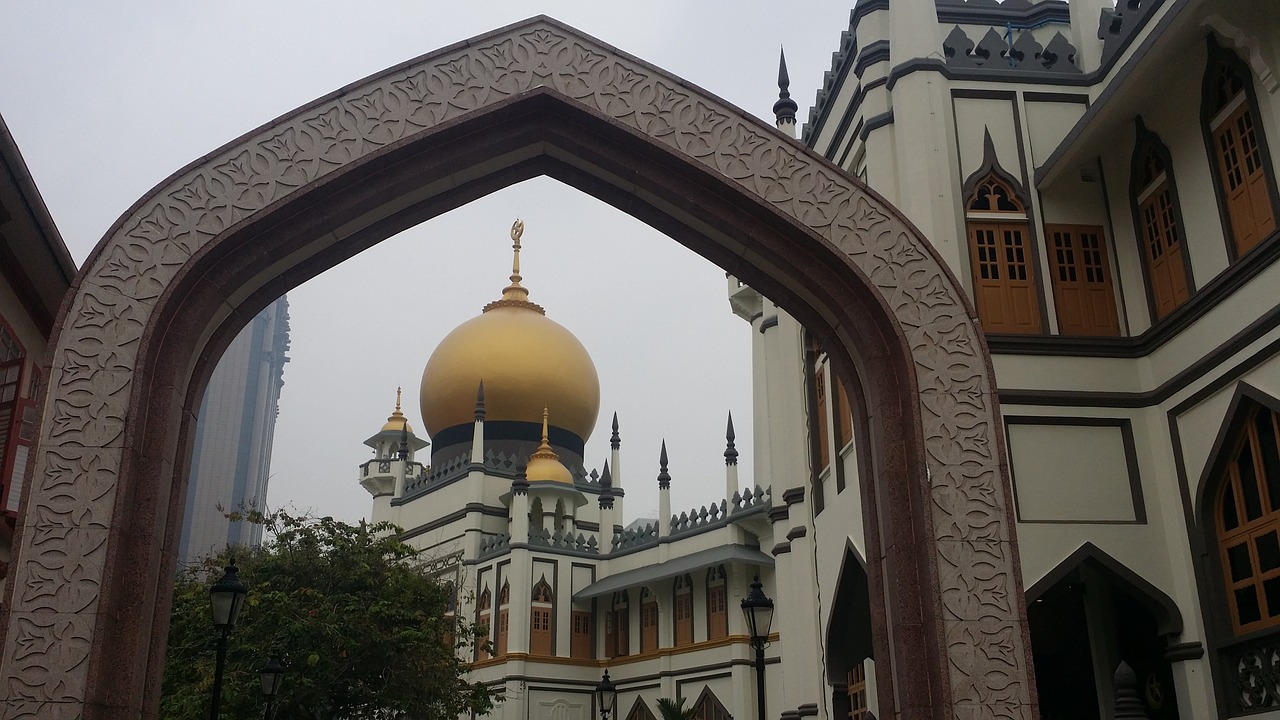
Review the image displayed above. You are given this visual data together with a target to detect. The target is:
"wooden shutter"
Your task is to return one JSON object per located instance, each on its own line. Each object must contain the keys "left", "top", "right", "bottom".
{"left": 640, "top": 600, "right": 659, "bottom": 652}
{"left": 674, "top": 591, "right": 693, "bottom": 646}
{"left": 0, "top": 358, "right": 20, "bottom": 500}
{"left": 477, "top": 613, "right": 491, "bottom": 660}
{"left": 1045, "top": 225, "right": 1120, "bottom": 336}
{"left": 848, "top": 663, "right": 870, "bottom": 720}
{"left": 571, "top": 610, "right": 593, "bottom": 658}
{"left": 1217, "top": 405, "right": 1280, "bottom": 634}
{"left": 1138, "top": 182, "right": 1191, "bottom": 319}
{"left": 496, "top": 609, "right": 509, "bottom": 655}
{"left": 968, "top": 222, "right": 1042, "bottom": 334}
{"left": 530, "top": 606, "right": 552, "bottom": 655}
{"left": 706, "top": 584, "right": 727, "bottom": 640}
{"left": 815, "top": 369, "right": 830, "bottom": 469}
{"left": 1214, "top": 102, "right": 1275, "bottom": 256}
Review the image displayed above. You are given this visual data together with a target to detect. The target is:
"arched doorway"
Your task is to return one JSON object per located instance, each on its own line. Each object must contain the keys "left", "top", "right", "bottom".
{"left": 0, "top": 17, "right": 1033, "bottom": 719}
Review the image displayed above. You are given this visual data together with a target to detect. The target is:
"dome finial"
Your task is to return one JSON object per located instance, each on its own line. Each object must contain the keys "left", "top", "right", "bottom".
{"left": 529, "top": 406, "right": 559, "bottom": 461}
{"left": 485, "top": 219, "right": 545, "bottom": 314}
{"left": 525, "top": 405, "right": 574, "bottom": 484}
{"left": 395, "top": 386, "right": 403, "bottom": 412}
{"left": 382, "top": 386, "right": 412, "bottom": 433}
{"left": 657, "top": 440, "right": 671, "bottom": 489}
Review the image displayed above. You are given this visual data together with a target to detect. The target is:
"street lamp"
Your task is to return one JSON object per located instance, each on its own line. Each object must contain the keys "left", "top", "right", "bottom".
{"left": 259, "top": 653, "right": 285, "bottom": 719}
{"left": 595, "top": 669, "right": 618, "bottom": 720}
{"left": 740, "top": 575, "right": 774, "bottom": 720}
{"left": 209, "top": 559, "right": 248, "bottom": 720}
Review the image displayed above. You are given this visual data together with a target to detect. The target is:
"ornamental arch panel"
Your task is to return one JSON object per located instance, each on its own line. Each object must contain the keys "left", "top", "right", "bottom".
{"left": 0, "top": 17, "right": 1031, "bottom": 719}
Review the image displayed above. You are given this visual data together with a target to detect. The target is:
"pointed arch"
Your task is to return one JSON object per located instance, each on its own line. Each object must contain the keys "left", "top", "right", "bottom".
{"left": 1200, "top": 33, "right": 1279, "bottom": 259}
{"left": 0, "top": 17, "right": 1029, "bottom": 717}
{"left": 1130, "top": 117, "right": 1194, "bottom": 321}
{"left": 962, "top": 131, "right": 1042, "bottom": 334}
{"left": 476, "top": 584, "right": 493, "bottom": 661}
{"left": 1026, "top": 542, "right": 1183, "bottom": 637}
{"left": 624, "top": 696, "right": 657, "bottom": 720}
{"left": 705, "top": 565, "right": 728, "bottom": 640}
{"left": 691, "top": 686, "right": 732, "bottom": 720}
{"left": 497, "top": 580, "right": 511, "bottom": 656}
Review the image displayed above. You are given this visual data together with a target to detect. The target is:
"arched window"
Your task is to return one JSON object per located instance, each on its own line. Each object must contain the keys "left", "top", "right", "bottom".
{"left": 705, "top": 566, "right": 728, "bottom": 640}
{"left": 530, "top": 576, "right": 554, "bottom": 655}
{"left": 1131, "top": 120, "right": 1193, "bottom": 321}
{"left": 476, "top": 585, "right": 492, "bottom": 661}
{"left": 1202, "top": 36, "right": 1277, "bottom": 258}
{"left": 691, "top": 686, "right": 733, "bottom": 720}
{"left": 606, "top": 590, "right": 630, "bottom": 658}
{"left": 964, "top": 164, "right": 1042, "bottom": 334}
{"left": 1215, "top": 402, "right": 1280, "bottom": 634}
{"left": 673, "top": 574, "right": 693, "bottom": 647}
{"left": 497, "top": 581, "right": 510, "bottom": 656}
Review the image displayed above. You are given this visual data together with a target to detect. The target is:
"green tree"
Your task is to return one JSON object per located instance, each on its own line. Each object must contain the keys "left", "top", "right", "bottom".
{"left": 161, "top": 510, "right": 496, "bottom": 719}
{"left": 655, "top": 697, "right": 697, "bottom": 720}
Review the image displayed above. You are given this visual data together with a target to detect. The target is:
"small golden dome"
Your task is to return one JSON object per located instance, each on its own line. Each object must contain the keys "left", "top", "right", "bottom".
{"left": 382, "top": 387, "right": 414, "bottom": 434}
{"left": 419, "top": 220, "right": 600, "bottom": 440}
{"left": 525, "top": 407, "right": 574, "bottom": 485}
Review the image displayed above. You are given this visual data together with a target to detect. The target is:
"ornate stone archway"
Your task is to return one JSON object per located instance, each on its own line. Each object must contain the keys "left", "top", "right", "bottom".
{"left": 0, "top": 17, "right": 1034, "bottom": 720}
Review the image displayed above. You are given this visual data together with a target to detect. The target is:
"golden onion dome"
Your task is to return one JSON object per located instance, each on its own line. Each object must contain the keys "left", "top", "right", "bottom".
{"left": 419, "top": 220, "right": 600, "bottom": 441}
{"left": 381, "top": 387, "right": 414, "bottom": 434}
{"left": 524, "top": 407, "right": 574, "bottom": 484}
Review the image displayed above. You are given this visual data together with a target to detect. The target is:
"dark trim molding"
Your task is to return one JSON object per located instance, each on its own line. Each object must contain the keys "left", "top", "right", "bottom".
{"left": 998, "top": 303, "right": 1280, "bottom": 408}
{"left": 772, "top": 542, "right": 791, "bottom": 556}
{"left": 859, "top": 110, "right": 894, "bottom": 142}
{"left": 934, "top": 0, "right": 1070, "bottom": 26}
{"left": 400, "top": 502, "right": 509, "bottom": 539}
{"left": 1164, "top": 641, "right": 1204, "bottom": 661}
{"left": 759, "top": 315, "right": 779, "bottom": 333}
{"left": 786, "top": 526, "right": 808, "bottom": 541}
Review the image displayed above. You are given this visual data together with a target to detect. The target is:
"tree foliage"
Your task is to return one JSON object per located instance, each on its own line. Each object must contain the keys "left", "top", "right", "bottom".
{"left": 655, "top": 697, "right": 697, "bottom": 720}
{"left": 161, "top": 510, "right": 496, "bottom": 719}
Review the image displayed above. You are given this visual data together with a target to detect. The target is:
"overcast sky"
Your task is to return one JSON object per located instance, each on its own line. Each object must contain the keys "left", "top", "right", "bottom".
{"left": 1, "top": 2, "right": 852, "bottom": 525}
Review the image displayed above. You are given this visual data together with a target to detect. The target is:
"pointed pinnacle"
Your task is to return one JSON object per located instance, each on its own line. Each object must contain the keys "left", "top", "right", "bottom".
{"left": 601, "top": 459, "right": 613, "bottom": 487}
{"left": 725, "top": 411, "right": 739, "bottom": 466}
{"left": 657, "top": 440, "right": 671, "bottom": 489}
{"left": 474, "top": 380, "right": 486, "bottom": 421}
{"left": 774, "top": 46, "right": 798, "bottom": 123}
{"left": 610, "top": 411, "right": 621, "bottom": 449}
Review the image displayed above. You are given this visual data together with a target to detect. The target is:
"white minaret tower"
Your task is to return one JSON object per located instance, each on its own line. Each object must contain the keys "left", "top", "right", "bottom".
{"left": 360, "top": 388, "right": 428, "bottom": 521}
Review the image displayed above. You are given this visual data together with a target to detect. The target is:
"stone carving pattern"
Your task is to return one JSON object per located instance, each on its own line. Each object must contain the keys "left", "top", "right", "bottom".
{"left": 1231, "top": 641, "right": 1280, "bottom": 712}
{"left": 3, "top": 20, "right": 1027, "bottom": 718}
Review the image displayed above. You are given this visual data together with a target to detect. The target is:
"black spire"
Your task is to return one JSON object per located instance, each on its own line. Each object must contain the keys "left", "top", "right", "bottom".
{"left": 724, "top": 411, "right": 739, "bottom": 466}
{"left": 397, "top": 423, "right": 409, "bottom": 460}
{"left": 773, "top": 47, "right": 798, "bottom": 124}
{"left": 599, "top": 459, "right": 615, "bottom": 509}
{"left": 474, "top": 380, "right": 486, "bottom": 421}
{"left": 610, "top": 411, "right": 620, "bottom": 450}
{"left": 657, "top": 440, "right": 671, "bottom": 490}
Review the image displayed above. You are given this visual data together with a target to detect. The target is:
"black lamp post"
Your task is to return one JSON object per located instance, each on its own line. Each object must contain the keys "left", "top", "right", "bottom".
{"left": 209, "top": 559, "right": 248, "bottom": 720}
{"left": 595, "top": 669, "right": 618, "bottom": 720}
{"left": 259, "top": 653, "right": 285, "bottom": 719}
{"left": 740, "top": 575, "right": 775, "bottom": 720}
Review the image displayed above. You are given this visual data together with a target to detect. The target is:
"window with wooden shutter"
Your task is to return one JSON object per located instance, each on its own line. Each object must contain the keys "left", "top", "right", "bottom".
{"left": 834, "top": 375, "right": 853, "bottom": 450}
{"left": 965, "top": 175, "right": 1042, "bottom": 334}
{"left": 815, "top": 368, "right": 830, "bottom": 469}
{"left": 476, "top": 586, "right": 492, "bottom": 660}
{"left": 1204, "top": 44, "right": 1277, "bottom": 257}
{"left": 640, "top": 588, "right": 659, "bottom": 652}
{"left": 674, "top": 574, "right": 693, "bottom": 646}
{"left": 1045, "top": 225, "right": 1120, "bottom": 336}
{"left": 530, "top": 577, "right": 553, "bottom": 655}
{"left": 607, "top": 591, "right": 629, "bottom": 658}
{"left": 496, "top": 581, "right": 510, "bottom": 656}
{"left": 1131, "top": 126, "right": 1193, "bottom": 321}
{"left": 847, "top": 663, "right": 870, "bottom": 720}
{"left": 706, "top": 565, "right": 728, "bottom": 640}
{"left": 571, "top": 610, "right": 593, "bottom": 659}
{"left": 0, "top": 320, "right": 24, "bottom": 503}
{"left": 1216, "top": 403, "right": 1280, "bottom": 634}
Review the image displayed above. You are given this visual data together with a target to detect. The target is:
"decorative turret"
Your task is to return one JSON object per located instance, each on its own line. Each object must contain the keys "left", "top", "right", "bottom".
{"left": 657, "top": 441, "right": 671, "bottom": 536}
{"left": 774, "top": 47, "right": 799, "bottom": 137}
{"left": 363, "top": 388, "right": 429, "bottom": 461}
{"left": 598, "top": 459, "right": 616, "bottom": 549}
{"left": 525, "top": 407, "right": 573, "bottom": 485}
{"left": 469, "top": 381, "right": 486, "bottom": 473}
{"left": 610, "top": 411, "right": 622, "bottom": 495}
{"left": 725, "top": 411, "right": 739, "bottom": 502}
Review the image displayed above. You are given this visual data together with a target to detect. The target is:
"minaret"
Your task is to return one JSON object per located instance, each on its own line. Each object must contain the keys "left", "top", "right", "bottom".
{"left": 774, "top": 47, "right": 799, "bottom": 138}
{"left": 610, "top": 412, "right": 623, "bottom": 519}
{"left": 360, "top": 388, "right": 428, "bottom": 520}
{"left": 724, "top": 411, "right": 740, "bottom": 502}
{"left": 469, "top": 381, "right": 486, "bottom": 471}
{"left": 657, "top": 441, "right": 671, "bottom": 537}
{"left": 598, "top": 459, "right": 615, "bottom": 549}
{"left": 507, "top": 464, "right": 532, "bottom": 655}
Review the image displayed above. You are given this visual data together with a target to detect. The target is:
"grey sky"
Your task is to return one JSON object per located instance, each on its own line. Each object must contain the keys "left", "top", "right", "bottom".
{"left": 1, "top": 2, "right": 851, "bottom": 524}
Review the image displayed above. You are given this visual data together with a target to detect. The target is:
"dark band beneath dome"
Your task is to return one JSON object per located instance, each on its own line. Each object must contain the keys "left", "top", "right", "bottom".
{"left": 430, "top": 420, "right": 587, "bottom": 458}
